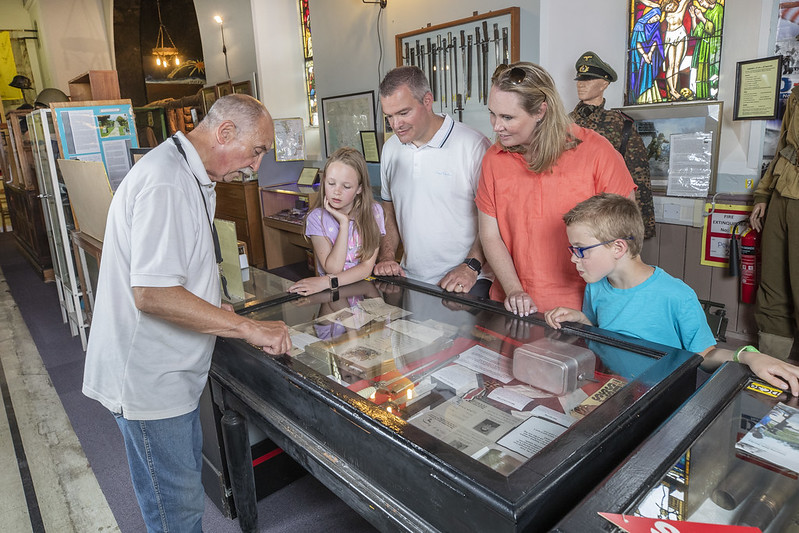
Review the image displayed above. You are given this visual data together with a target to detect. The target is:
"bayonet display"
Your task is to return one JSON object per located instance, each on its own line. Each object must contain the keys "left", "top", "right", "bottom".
{"left": 426, "top": 38, "right": 433, "bottom": 97}
{"left": 475, "top": 27, "right": 482, "bottom": 103}
{"left": 447, "top": 31, "right": 455, "bottom": 107}
{"left": 493, "top": 23, "right": 500, "bottom": 70}
{"left": 452, "top": 36, "right": 459, "bottom": 105}
{"left": 502, "top": 27, "right": 509, "bottom": 65}
{"left": 441, "top": 36, "right": 447, "bottom": 107}
{"left": 431, "top": 41, "right": 437, "bottom": 101}
{"left": 481, "top": 20, "right": 490, "bottom": 105}
{"left": 467, "top": 34, "right": 473, "bottom": 99}
{"left": 399, "top": 15, "right": 512, "bottom": 109}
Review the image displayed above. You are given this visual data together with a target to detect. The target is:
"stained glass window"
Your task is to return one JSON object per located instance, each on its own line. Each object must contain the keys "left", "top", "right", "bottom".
{"left": 626, "top": 0, "right": 724, "bottom": 105}
{"left": 300, "top": 0, "right": 317, "bottom": 126}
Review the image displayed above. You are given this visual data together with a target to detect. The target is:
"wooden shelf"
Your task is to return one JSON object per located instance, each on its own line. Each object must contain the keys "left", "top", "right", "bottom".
{"left": 260, "top": 185, "right": 319, "bottom": 270}
{"left": 216, "top": 180, "right": 265, "bottom": 268}
{"left": 68, "top": 70, "right": 121, "bottom": 101}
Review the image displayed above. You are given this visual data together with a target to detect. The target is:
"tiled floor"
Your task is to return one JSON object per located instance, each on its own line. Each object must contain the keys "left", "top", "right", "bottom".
{"left": 0, "top": 267, "right": 119, "bottom": 533}
{"left": 0, "top": 233, "right": 375, "bottom": 533}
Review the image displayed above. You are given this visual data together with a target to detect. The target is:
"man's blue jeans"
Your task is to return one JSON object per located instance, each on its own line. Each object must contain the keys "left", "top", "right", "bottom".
{"left": 115, "top": 406, "right": 204, "bottom": 533}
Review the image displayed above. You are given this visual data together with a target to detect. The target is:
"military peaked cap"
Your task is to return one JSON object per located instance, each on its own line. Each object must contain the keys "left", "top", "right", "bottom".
{"left": 574, "top": 51, "right": 617, "bottom": 82}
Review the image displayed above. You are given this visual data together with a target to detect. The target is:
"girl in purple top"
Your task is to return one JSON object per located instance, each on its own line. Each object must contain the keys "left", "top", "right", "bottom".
{"left": 289, "top": 148, "right": 385, "bottom": 295}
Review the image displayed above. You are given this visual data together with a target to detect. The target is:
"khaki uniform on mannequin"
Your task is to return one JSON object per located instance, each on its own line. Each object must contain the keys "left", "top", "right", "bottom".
{"left": 570, "top": 51, "right": 656, "bottom": 239}
{"left": 750, "top": 85, "right": 799, "bottom": 361}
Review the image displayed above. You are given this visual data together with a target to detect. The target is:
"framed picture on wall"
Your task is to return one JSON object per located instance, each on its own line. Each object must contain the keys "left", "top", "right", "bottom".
{"left": 233, "top": 80, "right": 253, "bottom": 96}
{"left": 215, "top": 80, "right": 233, "bottom": 98}
{"left": 201, "top": 86, "right": 217, "bottom": 114}
{"left": 273, "top": 117, "right": 305, "bottom": 162}
{"left": 321, "top": 91, "right": 375, "bottom": 157}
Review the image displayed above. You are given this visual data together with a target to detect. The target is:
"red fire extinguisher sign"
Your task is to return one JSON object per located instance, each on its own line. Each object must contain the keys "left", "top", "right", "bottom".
{"left": 700, "top": 203, "right": 752, "bottom": 267}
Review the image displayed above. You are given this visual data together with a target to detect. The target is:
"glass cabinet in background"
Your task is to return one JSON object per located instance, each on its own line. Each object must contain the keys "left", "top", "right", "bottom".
{"left": 27, "top": 109, "right": 88, "bottom": 349}
{"left": 209, "top": 276, "right": 705, "bottom": 532}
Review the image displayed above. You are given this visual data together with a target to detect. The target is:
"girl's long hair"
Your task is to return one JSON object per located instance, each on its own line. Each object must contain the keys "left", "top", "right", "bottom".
{"left": 492, "top": 61, "right": 580, "bottom": 173}
{"left": 307, "top": 147, "right": 380, "bottom": 261}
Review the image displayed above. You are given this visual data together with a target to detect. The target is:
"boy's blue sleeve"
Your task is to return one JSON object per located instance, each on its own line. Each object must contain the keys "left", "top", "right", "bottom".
{"left": 675, "top": 294, "right": 717, "bottom": 353}
{"left": 582, "top": 284, "right": 597, "bottom": 326}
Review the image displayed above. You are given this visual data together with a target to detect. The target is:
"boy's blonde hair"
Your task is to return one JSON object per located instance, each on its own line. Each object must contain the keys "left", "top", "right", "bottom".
{"left": 308, "top": 147, "right": 380, "bottom": 261}
{"left": 563, "top": 193, "right": 644, "bottom": 257}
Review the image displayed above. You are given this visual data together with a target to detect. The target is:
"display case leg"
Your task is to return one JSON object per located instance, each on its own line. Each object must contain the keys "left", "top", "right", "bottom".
{"left": 221, "top": 410, "right": 258, "bottom": 533}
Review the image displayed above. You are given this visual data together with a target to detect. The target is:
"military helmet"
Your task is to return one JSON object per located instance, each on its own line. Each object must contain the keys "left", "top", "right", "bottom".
{"left": 34, "top": 88, "right": 70, "bottom": 107}
{"left": 9, "top": 75, "right": 32, "bottom": 89}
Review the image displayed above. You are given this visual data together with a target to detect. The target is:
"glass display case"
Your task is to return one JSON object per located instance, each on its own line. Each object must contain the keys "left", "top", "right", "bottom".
{"left": 209, "top": 276, "right": 705, "bottom": 532}
{"left": 27, "top": 109, "right": 88, "bottom": 348}
{"left": 555, "top": 362, "right": 799, "bottom": 532}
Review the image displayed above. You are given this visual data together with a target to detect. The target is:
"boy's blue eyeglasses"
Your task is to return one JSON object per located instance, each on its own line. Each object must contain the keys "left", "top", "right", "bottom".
{"left": 568, "top": 237, "right": 634, "bottom": 259}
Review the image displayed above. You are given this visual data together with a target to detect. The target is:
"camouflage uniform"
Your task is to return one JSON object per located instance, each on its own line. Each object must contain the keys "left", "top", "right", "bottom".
{"left": 571, "top": 100, "right": 656, "bottom": 239}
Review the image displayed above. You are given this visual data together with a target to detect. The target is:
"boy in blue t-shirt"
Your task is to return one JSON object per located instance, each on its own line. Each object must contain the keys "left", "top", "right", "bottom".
{"left": 545, "top": 193, "right": 799, "bottom": 396}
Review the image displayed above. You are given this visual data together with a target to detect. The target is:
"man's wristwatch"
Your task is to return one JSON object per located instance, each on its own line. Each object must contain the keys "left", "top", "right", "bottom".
{"left": 329, "top": 275, "right": 339, "bottom": 290}
{"left": 463, "top": 258, "right": 482, "bottom": 275}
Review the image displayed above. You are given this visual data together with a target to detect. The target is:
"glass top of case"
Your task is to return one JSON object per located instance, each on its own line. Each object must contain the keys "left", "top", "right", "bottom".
{"left": 239, "top": 278, "right": 685, "bottom": 478}
{"left": 629, "top": 379, "right": 799, "bottom": 531}
{"left": 223, "top": 267, "right": 296, "bottom": 311}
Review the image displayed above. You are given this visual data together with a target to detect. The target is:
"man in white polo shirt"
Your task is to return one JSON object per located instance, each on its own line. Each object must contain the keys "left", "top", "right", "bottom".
{"left": 376, "top": 66, "right": 492, "bottom": 297}
{"left": 82, "top": 94, "right": 291, "bottom": 533}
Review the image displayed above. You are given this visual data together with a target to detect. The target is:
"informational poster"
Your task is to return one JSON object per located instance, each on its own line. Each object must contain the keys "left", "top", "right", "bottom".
{"left": 50, "top": 100, "right": 138, "bottom": 192}
{"left": 700, "top": 203, "right": 752, "bottom": 267}
{"left": 666, "top": 132, "right": 712, "bottom": 197}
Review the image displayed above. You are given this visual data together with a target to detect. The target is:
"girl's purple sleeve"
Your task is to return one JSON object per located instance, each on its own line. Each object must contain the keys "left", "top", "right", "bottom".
{"left": 305, "top": 208, "right": 325, "bottom": 237}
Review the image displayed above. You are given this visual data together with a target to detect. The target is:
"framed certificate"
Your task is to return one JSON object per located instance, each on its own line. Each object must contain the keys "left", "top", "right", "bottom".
{"left": 733, "top": 56, "right": 782, "bottom": 121}
{"left": 359, "top": 130, "right": 379, "bottom": 163}
{"left": 298, "top": 167, "right": 319, "bottom": 186}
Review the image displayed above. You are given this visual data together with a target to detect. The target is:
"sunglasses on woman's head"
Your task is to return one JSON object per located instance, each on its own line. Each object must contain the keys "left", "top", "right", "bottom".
{"left": 492, "top": 64, "right": 527, "bottom": 85}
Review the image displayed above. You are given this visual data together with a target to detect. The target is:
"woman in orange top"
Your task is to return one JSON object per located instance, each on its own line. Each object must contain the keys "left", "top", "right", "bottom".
{"left": 476, "top": 62, "right": 636, "bottom": 316}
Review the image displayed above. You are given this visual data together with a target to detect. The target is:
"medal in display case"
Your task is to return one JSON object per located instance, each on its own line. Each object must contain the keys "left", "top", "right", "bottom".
{"left": 208, "top": 276, "right": 705, "bottom": 531}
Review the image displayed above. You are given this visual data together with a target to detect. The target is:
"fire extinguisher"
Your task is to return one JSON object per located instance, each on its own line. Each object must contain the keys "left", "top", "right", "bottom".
{"left": 729, "top": 221, "right": 760, "bottom": 304}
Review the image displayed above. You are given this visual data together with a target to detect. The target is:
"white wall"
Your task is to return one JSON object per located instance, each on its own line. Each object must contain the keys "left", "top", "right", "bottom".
{"left": 1, "top": 0, "right": 41, "bottom": 94}
{"left": 25, "top": 0, "right": 113, "bottom": 92}
{"left": 250, "top": 0, "right": 312, "bottom": 159}
{"left": 194, "top": 0, "right": 258, "bottom": 86}
{"left": 308, "top": 0, "right": 541, "bottom": 150}
{"left": 275, "top": 0, "right": 779, "bottom": 190}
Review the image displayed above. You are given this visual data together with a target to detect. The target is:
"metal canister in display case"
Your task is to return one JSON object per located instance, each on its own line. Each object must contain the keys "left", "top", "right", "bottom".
{"left": 512, "top": 336, "right": 596, "bottom": 395}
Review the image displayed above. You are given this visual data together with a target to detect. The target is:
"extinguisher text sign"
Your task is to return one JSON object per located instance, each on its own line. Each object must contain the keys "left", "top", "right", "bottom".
{"left": 710, "top": 212, "right": 748, "bottom": 234}
{"left": 701, "top": 203, "right": 753, "bottom": 268}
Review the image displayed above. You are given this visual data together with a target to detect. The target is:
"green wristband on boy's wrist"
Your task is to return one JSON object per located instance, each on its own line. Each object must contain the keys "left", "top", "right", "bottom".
{"left": 733, "top": 345, "right": 759, "bottom": 363}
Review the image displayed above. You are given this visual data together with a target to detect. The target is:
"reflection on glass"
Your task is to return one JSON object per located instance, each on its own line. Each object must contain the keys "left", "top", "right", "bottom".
{"left": 244, "top": 280, "right": 665, "bottom": 476}
{"left": 631, "top": 387, "right": 799, "bottom": 528}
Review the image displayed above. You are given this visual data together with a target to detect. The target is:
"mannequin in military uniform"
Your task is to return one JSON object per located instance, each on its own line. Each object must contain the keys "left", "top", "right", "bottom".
{"left": 570, "top": 51, "right": 655, "bottom": 239}
{"left": 749, "top": 85, "right": 799, "bottom": 360}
